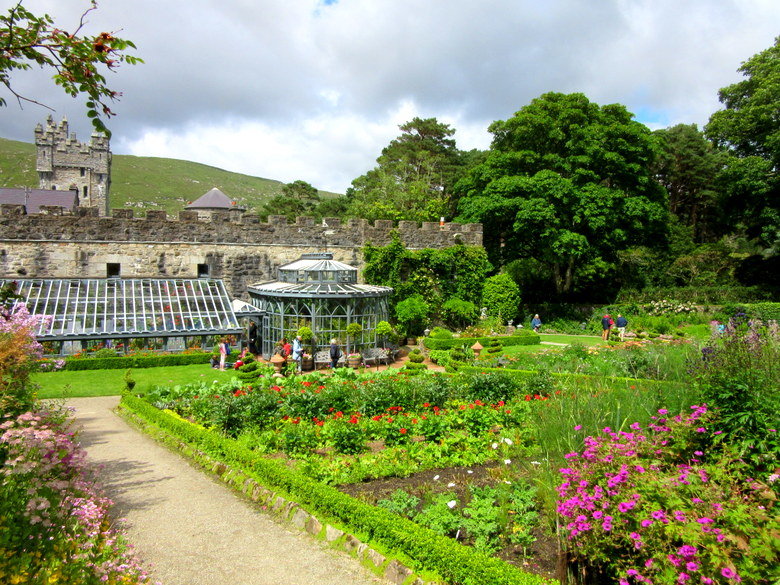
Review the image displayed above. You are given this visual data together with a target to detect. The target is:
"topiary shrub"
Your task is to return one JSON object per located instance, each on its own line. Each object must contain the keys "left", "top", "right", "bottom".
{"left": 407, "top": 348, "right": 425, "bottom": 363}
{"left": 481, "top": 273, "right": 521, "bottom": 323}
{"left": 429, "top": 327, "right": 454, "bottom": 339}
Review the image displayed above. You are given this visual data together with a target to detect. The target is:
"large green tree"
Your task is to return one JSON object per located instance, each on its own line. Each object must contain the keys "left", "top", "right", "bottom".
{"left": 0, "top": 1, "right": 142, "bottom": 135}
{"left": 706, "top": 37, "right": 780, "bottom": 256}
{"left": 258, "top": 180, "right": 321, "bottom": 220}
{"left": 456, "top": 92, "right": 668, "bottom": 298}
{"left": 653, "top": 124, "right": 726, "bottom": 242}
{"left": 346, "top": 117, "right": 471, "bottom": 222}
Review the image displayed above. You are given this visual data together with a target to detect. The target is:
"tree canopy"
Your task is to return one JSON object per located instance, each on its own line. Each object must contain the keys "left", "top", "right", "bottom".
{"left": 0, "top": 1, "right": 142, "bottom": 135}
{"left": 346, "top": 117, "right": 472, "bottom": 222}
{"left": 456, "top": 92, "right": 668, "bottom": 298}
{"left": 706, "top": 37, "right": 779, "bottom": 255}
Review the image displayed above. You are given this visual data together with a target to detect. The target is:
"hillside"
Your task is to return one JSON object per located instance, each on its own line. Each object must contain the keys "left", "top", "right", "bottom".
{"left": 0, "top": 137, "right": 342, "bottom": 215}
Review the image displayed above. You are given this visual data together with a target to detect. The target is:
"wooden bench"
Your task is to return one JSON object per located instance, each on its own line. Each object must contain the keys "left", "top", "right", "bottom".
{"left": 314, "top": 350, "right": 345, "bottom": 369}
{"left": 362, "top": 347, "right": 392, "bottom": 367}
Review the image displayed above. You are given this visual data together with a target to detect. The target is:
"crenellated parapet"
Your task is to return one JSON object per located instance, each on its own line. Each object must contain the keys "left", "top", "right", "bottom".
{"left": 0, "top": 207, "right": 482, "bottom": 248}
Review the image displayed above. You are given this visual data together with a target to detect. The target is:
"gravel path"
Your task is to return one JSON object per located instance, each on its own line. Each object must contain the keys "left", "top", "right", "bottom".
{"left": 68, "top": 396, "right": 385, "bottom": 585}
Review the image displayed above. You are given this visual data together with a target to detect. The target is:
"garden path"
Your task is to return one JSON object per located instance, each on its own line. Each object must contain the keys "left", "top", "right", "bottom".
{"left": 67, "top": 396, "right": 386, "bottom": 585}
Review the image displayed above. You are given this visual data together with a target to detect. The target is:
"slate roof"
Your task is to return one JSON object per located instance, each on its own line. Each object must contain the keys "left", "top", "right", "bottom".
{"left": 186, "top": 187, "right": 236, "bottom": 209}
{"left": 0, "top": 188, "right": 78, "bottom": 214}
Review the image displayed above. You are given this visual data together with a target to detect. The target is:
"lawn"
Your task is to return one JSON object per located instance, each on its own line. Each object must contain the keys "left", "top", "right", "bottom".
{"left": 33, "top": 363, "right": 238, "bottom": 398}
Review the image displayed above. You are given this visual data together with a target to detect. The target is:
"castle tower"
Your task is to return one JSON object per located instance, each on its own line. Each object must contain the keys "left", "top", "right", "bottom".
{"left": 35, "top": 116, "right": 111, "bottom": 215}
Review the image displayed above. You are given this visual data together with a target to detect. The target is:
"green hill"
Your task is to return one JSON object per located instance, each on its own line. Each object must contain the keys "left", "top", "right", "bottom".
{"left": 0, "top": 137, "right": 342, "bottom": 215}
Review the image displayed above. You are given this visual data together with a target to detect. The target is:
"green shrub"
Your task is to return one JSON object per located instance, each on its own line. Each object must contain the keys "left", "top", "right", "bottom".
{"left": 481, "top": 273, "right": 521, "bottom": 322}
{"left": 429, "top": 327, "right": 454, "bottom": 339}
{"left": 395, "top": 295, "right": 430, "bottom": 337}
{"left": 408, "top": 348, "right": 425, "bottom": 363}
{"left": 424, "top": 333, "right": 540, "bottom": 351}
{"left": 441, "top": 298, "right": 480, "bottom": 329}
{"left": 62, "top": 352, "right": 211, "bottom": 371}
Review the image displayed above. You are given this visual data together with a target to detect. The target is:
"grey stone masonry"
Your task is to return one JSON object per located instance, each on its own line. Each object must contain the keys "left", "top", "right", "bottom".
{"left": 35, "top": 117, "right": 111, "bottom": 216}
{"left": 0, "top": 209, "right": 482, "bottom": 298}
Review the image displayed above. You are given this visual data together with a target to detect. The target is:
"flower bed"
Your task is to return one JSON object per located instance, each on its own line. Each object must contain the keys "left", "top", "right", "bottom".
{"left": 0, "top": 407, "right": 152, "bottom": 585}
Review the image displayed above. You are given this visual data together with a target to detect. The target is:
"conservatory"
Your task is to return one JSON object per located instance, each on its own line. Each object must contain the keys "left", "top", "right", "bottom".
{"left": 247, "top": 253, "right": 392, "bottom": 358}
{"left": 2, "top": 278, "right": 242, "bottom": 354}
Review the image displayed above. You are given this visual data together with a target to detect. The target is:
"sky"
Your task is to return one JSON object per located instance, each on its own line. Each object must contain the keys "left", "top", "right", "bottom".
{"left": 1, "top": 0, "right": 778, "bottom": 194}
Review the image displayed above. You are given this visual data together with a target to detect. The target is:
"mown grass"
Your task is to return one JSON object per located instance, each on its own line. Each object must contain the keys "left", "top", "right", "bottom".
{"left": 33, "top": 364, "right": 239, "bottom": 399}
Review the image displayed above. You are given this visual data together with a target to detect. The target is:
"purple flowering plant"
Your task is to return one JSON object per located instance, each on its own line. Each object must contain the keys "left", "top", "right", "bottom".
{"left": 557, "top": 405, "right": 778, "bottom": 585}
{"left": 0, "top": 407, "right": 153, "bottom": 584}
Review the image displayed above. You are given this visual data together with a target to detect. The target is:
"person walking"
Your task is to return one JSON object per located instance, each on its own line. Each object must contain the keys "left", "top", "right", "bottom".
{"left": 292, "top": 335, "right": 303, "bottom": 372}
{"left": 601, "top": 314, "right": 612, "bottom": 341}
{"left": 218, "top": 337, "right": 229, "bottom": 371}
{"left": 531, "top": 314, "right": 542, "bottom": 333}
{"left": 248, "top": 322, "right": 259, "bottom": 357}
{"left": 615, "top": 314, "right": 628, "bottom": 341}
{"left": 329, "top": 338, "right": 342, "bottom": 369}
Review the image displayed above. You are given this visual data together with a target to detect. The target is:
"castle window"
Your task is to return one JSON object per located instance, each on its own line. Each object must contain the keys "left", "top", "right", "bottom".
{"left": 82, "top": 186, "right": 88, "bottom": 199}
{"left": 80, "top": 167, "right": 86, "bottom": 177}
{"left": 197, "top": 264, "right": 210, "bottom": 278}
{"left": 107, "top": 263, "right": 121, "bottom": 278}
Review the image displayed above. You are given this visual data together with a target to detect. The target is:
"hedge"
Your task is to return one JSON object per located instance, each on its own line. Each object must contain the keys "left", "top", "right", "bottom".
{"left": 58, "top": 353, "right": 212, "bottom": 371}
{"left": 423, "top": 332, "right": 541, "bottom": 351}
{"left": 119, "top": 395, "right": 555, "bottom": 585}
{"left": 746, "top": 302, "right": 780, "bottom": 321}
{"left": 616, "top": 286, "right": 772, "bottom": 304}
{"left": 457, "top": 365, "right": 685, "bottom": 394}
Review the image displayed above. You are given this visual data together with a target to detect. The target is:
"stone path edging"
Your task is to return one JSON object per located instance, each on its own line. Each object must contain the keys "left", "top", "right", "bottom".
{"left": 118, "top": 404, "right": 442, "bottom": 585}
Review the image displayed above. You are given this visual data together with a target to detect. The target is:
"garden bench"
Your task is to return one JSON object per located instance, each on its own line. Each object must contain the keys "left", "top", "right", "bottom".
{"left": 314, "top": 350, "right": 344, "bottom": 369}
{"left": 362, "top": 347, "right": 392, "bottom": 367}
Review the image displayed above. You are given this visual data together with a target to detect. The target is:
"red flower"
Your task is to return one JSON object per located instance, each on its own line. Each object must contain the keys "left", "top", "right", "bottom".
{"left": 302, "top": 381, "right": 312, "bottom": 387}
{"left": 372, "top": 415, "right": 383, "bottom": 421}
{"left": 524, "top": 395, "right": 531, "bottom": 401}
{"left": 233, "top": 389, "right": 246, "bottom": 397}
{"left": 399, "top": 428, "right": 407, "bottom": 434}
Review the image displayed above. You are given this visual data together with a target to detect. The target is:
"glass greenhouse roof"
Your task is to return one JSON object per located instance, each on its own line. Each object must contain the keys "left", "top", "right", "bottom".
{"left": 248, "top": 280, "right": 392, "bottom": 299}
{"left": 2, "top": 278, "right": 242, "bottom": 341}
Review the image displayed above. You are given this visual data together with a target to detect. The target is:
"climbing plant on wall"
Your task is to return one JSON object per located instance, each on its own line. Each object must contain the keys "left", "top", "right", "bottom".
{"left": 362, "top": 233, "right": 492, "bottom": 319}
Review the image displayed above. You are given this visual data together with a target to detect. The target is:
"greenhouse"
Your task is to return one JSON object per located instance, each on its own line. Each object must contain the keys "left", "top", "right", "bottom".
{"left": 247, "top": 253, "right": 392, "bottom": 357}
{"left": 2, "top": 278, "right": 242, "bottom": 354}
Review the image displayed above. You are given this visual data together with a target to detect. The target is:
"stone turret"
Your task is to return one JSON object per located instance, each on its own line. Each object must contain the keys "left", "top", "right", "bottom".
{"left": 35, "top": 116, "right": 111, "bottom": 216}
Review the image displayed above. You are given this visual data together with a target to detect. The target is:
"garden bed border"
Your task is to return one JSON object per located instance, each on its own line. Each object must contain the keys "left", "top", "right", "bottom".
{"left": 117, "top": 394, "right": 557, "bottom": 585}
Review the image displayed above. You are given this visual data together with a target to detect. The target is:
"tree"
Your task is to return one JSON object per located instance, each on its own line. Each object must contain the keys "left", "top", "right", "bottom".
{"left": 0, "top": 1, "right": 142, "bottom": 135}
{"left": 706, "top": 37, "right": 780, "bottom": 255}
{"left": 346, "top": 117, "right": 471, "bottom": 222}
{"left": 652, "top": 124, "right": 726, "bottom": 242}
{"left": 456, "top": 92, "right": 668, "bottom": 298}
{"left": 259, "top": 180, "right": 320, "bottom": 220}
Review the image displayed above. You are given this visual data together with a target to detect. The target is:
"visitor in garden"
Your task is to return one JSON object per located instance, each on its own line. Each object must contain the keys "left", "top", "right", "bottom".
{"left": 531, "top": 314, "right": 542, "bottom": 333}
{"left": 218, "top": 337, "right": 229, "bottom": 371}
{"left": 329, "top": 338, "right": 342, "bottom": 368}
{"left": 280, "top": 337, "right": 292, "bottom": 358}
{"left": 233, "top": 348, "right": 250, "bottom": 370}
{"left": 601, "top": 314, "right": 613, "bottom": 341}
{"left": 292, "top": 335, "right": 303, "bottom": 372}
{"left": 248, "top": 322, "right": 258, "bottom": 357}
{"left": 615, "top": 314, "right": 628, "bottom": 341}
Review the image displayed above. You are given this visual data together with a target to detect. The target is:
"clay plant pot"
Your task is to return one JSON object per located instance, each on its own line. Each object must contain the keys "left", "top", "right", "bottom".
{"left": 270, "top": 353, "right": 286, "bottom": 373}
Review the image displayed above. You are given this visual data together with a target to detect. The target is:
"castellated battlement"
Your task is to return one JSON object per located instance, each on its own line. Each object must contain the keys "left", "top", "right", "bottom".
{"left": 0, "top": 206, "right": 482, "bottom": 298}
{"left": 0, "top": 205, "right": 481, "bottom": 246}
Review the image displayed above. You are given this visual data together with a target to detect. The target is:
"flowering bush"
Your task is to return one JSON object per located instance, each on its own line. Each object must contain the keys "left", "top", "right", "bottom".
{"left": 645, "top": 299, "right": 696, "bottom": 316}
{"left": 0, "top": 302, "right": 49, "bottom": 418}
{"left": 557, "top": 405, "right": 779, "bottom": 585}
{"left": 0, "top": 408, "right": 152, "bottom": 584}
{"left": 691, "top": 316, "right": 779, "bottom": 472}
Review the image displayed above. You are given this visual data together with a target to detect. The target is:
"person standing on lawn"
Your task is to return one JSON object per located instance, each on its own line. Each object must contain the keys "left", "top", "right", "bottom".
{"left": 615, "top": 314, "right": 628, "bottom": 341}
{"left": 601, "top": 314, "right": 613, "bottom": 341}
{"left": 531, "top": 314, "right": 542, "bottom": 333}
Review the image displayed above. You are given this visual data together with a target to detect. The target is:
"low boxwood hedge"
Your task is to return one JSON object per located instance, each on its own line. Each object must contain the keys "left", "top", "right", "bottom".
{"left": 59, "top": 352, "right": 211, "bottom": 371}
{"left": 119, "top": 395, "right": 555, "bottom": 585}
{"left": 423, "top": 332, "right": 541, "bottom": 351}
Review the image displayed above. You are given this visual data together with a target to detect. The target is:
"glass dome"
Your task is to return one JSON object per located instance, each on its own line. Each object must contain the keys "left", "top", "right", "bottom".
{"left": 248, "top": 253, "right": 392, "bottom": 357}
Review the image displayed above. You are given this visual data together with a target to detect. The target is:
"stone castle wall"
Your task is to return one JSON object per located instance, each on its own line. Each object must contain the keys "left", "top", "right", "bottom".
{"left": 35, "top": 117, "right": 111, "bottom": 215}
{"left": 0, "top": 206, "right": 482, "bottom": 299}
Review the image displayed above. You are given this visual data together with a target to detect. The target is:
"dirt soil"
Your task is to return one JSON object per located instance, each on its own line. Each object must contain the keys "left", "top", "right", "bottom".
{"left": 338, "top": 463, "right": 560, "bottom": 581}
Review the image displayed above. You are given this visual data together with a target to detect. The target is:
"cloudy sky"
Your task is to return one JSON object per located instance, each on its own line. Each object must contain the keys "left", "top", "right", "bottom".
{"left": 2, "top": 0, "right": 778, "bottom": 193}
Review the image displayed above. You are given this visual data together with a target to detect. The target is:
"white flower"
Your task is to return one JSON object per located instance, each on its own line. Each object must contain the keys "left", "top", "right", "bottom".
{"left": 491, "top": 442, "right": 498, "bottom": 449}
{"left": 502, "top": 437, "right": 513, "bottom": 446}
{"left": 447, "top": 500, "right": 457, "bottom": 509}
{"left": 504, "top": 459, "right": 512, "bottom": 465}
{"left": 467, "top": 470, "right": 473, "bottom": 474}
{"left": 531, "top": 461, "right": 541, "bottom": 466}
{"left": 433, "top": 474, "right": 440, "bottom": 481}
{"left": 447, "top": 482, "right": 456, "bottom": 487}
